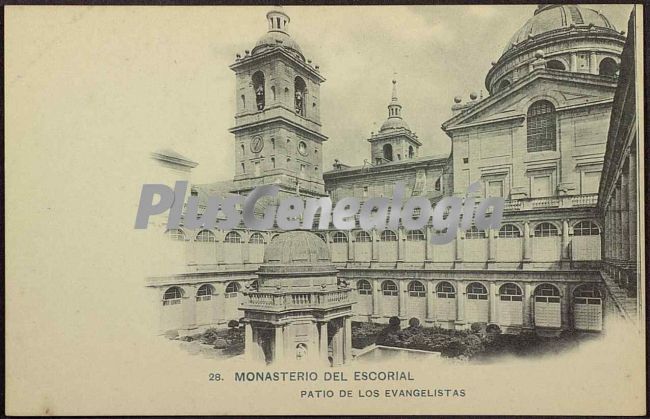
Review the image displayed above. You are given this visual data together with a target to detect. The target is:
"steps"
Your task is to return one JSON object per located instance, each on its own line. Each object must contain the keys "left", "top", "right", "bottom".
{"left": 600, "top": 270, "right": 638, "bottom": 322}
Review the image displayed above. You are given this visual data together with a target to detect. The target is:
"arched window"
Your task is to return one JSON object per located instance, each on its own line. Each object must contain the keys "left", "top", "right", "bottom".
{"left": 466, "top": 282, "right": 488, "bottom": 300}
{"left": 599, "top": 57, "right": 618, "bottom": 77}
{"left": 408, "top": 146, "right": 414, "bottom": 159}
{"left": 435, "top": 177, "right": 441, "bottom": 191}
{"left": 573, "top": 283, "right": 602, "bottom": 304}
{"left": 383, "top": 144, "right": 393, "bottom": 162}
{"left": 573, "top": 221, "right": 600, "bottom": 236}
{"left": 498, "top": 79, "right": 511, "bottom": 92}
{"left": 162, "top": 286, "right": 182, "bottom": 305}
{"left": 224, "top": 231, "right": 242, "bottom": 243}
{"left": 534, "top": 283, "right": 560, "bottom": 303}
{"left": 332, "top": 232, "right": 348, "bottom": 243}
{"left": 165, "top": 229, "right": 186, "bottom": 241}
{"left": 315, "top": 233, "right": 327, "bottom": 242}
{"left": 196, "top": 230, "right": 216, "bottom": 242}
{"left": 436, "top": 281, "right": 455, "bottom": 298}
{"left": 534, "top": 222, "right": 558, "bottom": 237}
{"left": 465, "top": 226, "right": 486, "bottom": 239}
{"left": 294, "top": 76, "right": 306, "bottom": 116}
{"left": 357, "top": 280, "right": 372, "bottom": 295}
{"left": 381, "top": 280, "right": 398, "bottom": 296}
{"left": 249, "top": 280, "right": 259, "bottom": 291}
{"left": 498, "top": 224, "right": 521, "bottom": 238}
{"left": 249, "top": 232, "right": 265, "bottom": 244}
{"left": 527, "top": 100, "right": 556, "bottom": 152}
{"left": 355, "top": 231, "right": 372, "bottom": 242}
{"left": 225, "top": 282, "right": 240, "bottom": 298}
{"left": 271, "top": 85, "right": 276, "bottom": 101}
{"left": 252, "top": 71, "right": 265, "bottom": 111}
{"left": 406, "top": 230, "right": 425, "bottom": 241}
{"left": 499, "top": 283, "right": 522, "bottom": 301}
{"left": 546, "top": 59, "right": 566, "bottom": 71}
{"left": 380, "top": 230, "right": 398, "bottom": 241}
{"left": 196, "top": 284, "right": 214, "bottom": 301}
{"left": 408, "top": 281, "right": 425, "bottom": 297}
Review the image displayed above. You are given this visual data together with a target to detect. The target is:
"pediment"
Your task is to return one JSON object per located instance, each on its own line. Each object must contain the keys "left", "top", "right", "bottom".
{"left": 443, "top": 72, "right": 616, "bottom": 131}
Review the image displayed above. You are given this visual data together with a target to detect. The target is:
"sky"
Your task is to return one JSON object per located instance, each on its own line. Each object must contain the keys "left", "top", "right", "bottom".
{"left": 6, "top": 4, "right": 632, "bottom": 187}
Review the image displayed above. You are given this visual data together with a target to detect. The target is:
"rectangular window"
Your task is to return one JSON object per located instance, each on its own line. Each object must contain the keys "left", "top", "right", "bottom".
{"left": 487, "top": 180, "right": 503, "bottom": 198}
{"left": 531, "top": 175, "right": 551, "bottom": 198}
{"left": 254, "top": 161, "right": 260, "bottom": 176}
{"left": 581, "top": 171, "right": 600, "bottom": 194}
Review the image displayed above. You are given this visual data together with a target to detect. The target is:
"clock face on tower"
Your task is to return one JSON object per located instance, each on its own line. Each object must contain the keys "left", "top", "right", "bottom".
{"left": 250, "top": 136, "right": 264, "bottom": 153}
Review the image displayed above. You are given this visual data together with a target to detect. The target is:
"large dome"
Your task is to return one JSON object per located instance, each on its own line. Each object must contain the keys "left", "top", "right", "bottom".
{"left": 380, "top": 117, "right": 410, "bottom": 131}
{"left": 263, "top": 231, "right": 330, "bottom": 265}
{"left": 503, "top": 4, "right": 617, "bottom": 54}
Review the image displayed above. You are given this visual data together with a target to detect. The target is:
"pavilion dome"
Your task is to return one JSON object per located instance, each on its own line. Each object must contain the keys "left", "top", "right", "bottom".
{"left": 263, "top": 231, "right": 330, "bottom": 265}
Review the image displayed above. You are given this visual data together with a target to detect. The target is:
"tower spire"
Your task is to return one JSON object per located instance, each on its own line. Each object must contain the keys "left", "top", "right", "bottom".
{"left": 388, "top": 78, "right": 402, "bottom": 119}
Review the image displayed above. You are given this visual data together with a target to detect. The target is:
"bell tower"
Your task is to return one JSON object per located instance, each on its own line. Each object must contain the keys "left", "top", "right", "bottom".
{"left": 367, "top": 79, "right": 421, "bottom": 165}
{"left": 229, "top": 8, "right": 327, "bottom": 197}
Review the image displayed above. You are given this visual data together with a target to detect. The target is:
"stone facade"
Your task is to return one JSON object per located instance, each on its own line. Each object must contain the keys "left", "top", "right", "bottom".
{"left": 146, "top": 6, "right": 639, "bottom": 339}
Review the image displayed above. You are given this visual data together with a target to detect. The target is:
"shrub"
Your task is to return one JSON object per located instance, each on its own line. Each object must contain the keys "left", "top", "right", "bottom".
{"left": 228, "top": 320, "right": 240, "bottom": 329}
{"left": 408, "top": 317, "right": 421, "bottom": 328}
{"left": 389, "top": 316, "right": 401, "bottom": 327}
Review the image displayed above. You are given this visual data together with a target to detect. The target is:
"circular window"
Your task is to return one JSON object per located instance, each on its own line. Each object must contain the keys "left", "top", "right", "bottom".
{"left": 250, "top": 136, "right": 264, "bottom": 153}
{"left": 298, "top": 141, "right": 307, "bottom": 156}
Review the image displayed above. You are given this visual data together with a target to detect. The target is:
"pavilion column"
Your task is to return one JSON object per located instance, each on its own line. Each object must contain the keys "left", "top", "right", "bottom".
{"left": 274, "top": 326, "right": 284, "bottom": 363}
{"left": 244, "top": 323, "right": 254, "bottom": 361}
{"left": 331, "top": 322, "right": 344, "bottom": 365}
{"left": 343, "top": 317, "right": 352, "bottom": 364}
{"left": 628, "top": 154, "right": 637, "bottom": 261}
{"left": 488, "top": 282, "right": 497, "bottom": 323}
{"left": 425, "top": 280, "right": 436, "bottom": 324}
{"left": 570, "top": 52, "right": 578, "bottom": 72}
{"left": 371, "top": 278, "right": 380, "bottom": 318}
{"left": 319, "top": 322, "right": 329, "bottom": 365}
{"left": 589, "top": 51, "right": 598, "bottom": 74}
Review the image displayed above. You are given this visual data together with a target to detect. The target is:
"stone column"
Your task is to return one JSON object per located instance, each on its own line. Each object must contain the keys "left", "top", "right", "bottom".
{"left": 616, "top": 185, "right": 622, "bottom": 260}
{"left": 523, "top": 284, "right": 533, "bottom": 327}
{"left": 397, "top": 228, "right": 405, "bottom": 262}
{"left": 425, "top": 225, "right": 433, "bottom": 262}
{"left": 589, "top": 51, "right": 598, "bottom": 74}
{"left": 182, "top": 284, "right": 198, "bottom": 332}
{"left": 347, "top": 231, "right": 354, "bottom": 262}
{"left": 371, "top": 229, "right": 379, "bottom": 262}
{"left": 621, "top": 170, "right": 630, "bottom": 261}
{"left": 628, "top": 154, "right": 637, "bottom": 261}
{"left": 455, "top": 280, "right": 465, "bottom": 325}
{"left": 245, "top": 323, "right": 254, "bottom": 361}
{"left": 242, "top": 234, "right": 250, "bottom": 264}
{"left": 371, "top": 278, "right": 380, "bottom": 318}
{"left": 319, "top": 322, "right": 329, "bottom": 365}
{"left": 274, "top": 326, "right": 284, "bottom": 363}
{"left": 489, "top": 282, "right": 497, "bottom": 323}
{"left": 487, "top": 227, "right": 496, "bottom": 263}
{"left": 523, "top": 222, "right": 531, "bottom": 261}
{"left": 216, "top": 283, "right": 227, "bottom": 323}
{"left": 398, "top": 279, "right": 407, "bottom": 319}
{"left": 455, "top": 231, "right": 464, "bottom": 264}
{"left": 425, "top": 280, "right": 435, "bottom": 324}
{"left": 561, "top": 219, "right": 570, "bottom": 261}
{"left": 343, "top": 317, "right": 352, "bottom": 364}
